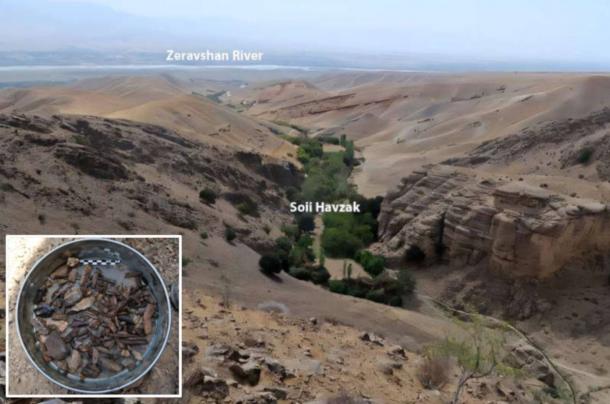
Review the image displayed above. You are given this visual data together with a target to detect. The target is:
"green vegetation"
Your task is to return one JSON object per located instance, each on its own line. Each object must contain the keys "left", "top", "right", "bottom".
{"left": 182, "top": 257, "right": 191, "bottom": 267}
{"left": 267, "top": 134, "right": 415, "bottom": 306}
{"left": 290, "top": 233, "right": 316, "bottom": 266}
{"left": 259, "top": 254, "right": 282, "bottom": 276}
{"left": 327, "top": 270, "right": 415, "bottom": 306}
{"left": 577, "top": 146, "right": 594, "bottom": 164}
{"left": 321, "top": 212, "right": 376, "bottom": 257}
{"left": 200, "top": 231, "right": 208, "bottom": 239}
{"left": 296, "top": 213, "right": 315, "bottom": 232}
{"left": 296, "top": 138, "right": 324, "bottom": 164}
{"left": 289, "top": 265, "right": 330, "bottom": 284}
{"left": 299, "top": 151, "right": 355, "bottom": 202}
{"left": 199, "top": 187, "right": 217, "bottom": 205}
{"left": 427, "top": 314, "right": 521, "bottom": 404}
{"left": 205, "top": 90, "right": 225, "bottom": 103}
{"left": 355, "top": 250, "right": 385, "bottom": 277}
{"left": 224, "top": 225, "right": 237, "bottom": 242}
{"left": 236, "top": 200, "right": 259, "bottom": 217}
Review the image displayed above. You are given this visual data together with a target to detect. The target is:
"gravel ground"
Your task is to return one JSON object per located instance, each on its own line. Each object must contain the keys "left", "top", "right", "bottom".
{"left": 5, "top": 236, "right": 180, "bottom": 396}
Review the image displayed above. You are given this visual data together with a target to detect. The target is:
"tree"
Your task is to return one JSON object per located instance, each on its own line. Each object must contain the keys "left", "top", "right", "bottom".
{"left": 296, "top": 213, "right": 315, "bottom": 232}
{"left": 355, "top": 250, "right": 385, "bottom": 277}
{"left": 199, "top": 187, "right": 217, "bottom": 204}
{"left": 224, "top": 226, "right": 236, "bottom": 242}
{"left": 259, "top": 255, "right": 282, "bottom": 275}
{"left": 430, "top": 314, "right": 519, "bottom": 404}
{"left": 322, "top": 228, "right": 363, "bottom": 257}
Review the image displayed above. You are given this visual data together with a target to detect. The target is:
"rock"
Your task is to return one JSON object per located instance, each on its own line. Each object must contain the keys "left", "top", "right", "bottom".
{"left": 387, "top": 345, "right": 407, "bottom": 360}
{"left": 63, "top": 286, "right": 82, "bottom": 306}
{"left": 230, "top": 360, "right": 262, "bottom": 386}
{"left": 236, "top": 392, "right": 278, "bottom": 404}
{"left": 69, "top": 296, "right": 95, "bottom": 312}
{"left": 377, "top": 359, "right": 402, "bottom": 375}
{"left": 263, "top": 386, "right": 289, "bottom": 400}
{"left": 375, "top": 166, "right": 610, "bottom": 278}
{"left": 506, "top": 343, "right": 556, "bottom": 388}
{"left": 44, "top": 332, "right": 69, "bottom": 360}
{"left": 66, "top": 349, "right": 81, "bottom": 373}
{"left": 262, "top": 357, "right": 294, "bottom": 380}
{"left": 206, "top": 343, "right": 232, "bottom": 358}
{"left": 169, "top": 281, "right": 179, "bottom": 311}
{"left": 66, "top": 257, "right": 80, "bottom": 268}
{"left": 182, "top": 341, "right": 199, "bottom": 361}
{"left": 201, "top": 376, "right": 230, "bottom": 399}
{"left": 44, "top": 319, "right": 69, "bottom": 333}
{"left": 359, "top": 332, "right": 384, "bottom": 346}
{"left": 244, "top": 337, "right": 265, "bottom": 348}
{"left": 495, "top": 381, "right": 516, "bottom": 400}
{"left": 185, "top": 369, "right": 229, "bottom": 398}
{"left": 51, "top": 265, "right": 69, "bottom": 279}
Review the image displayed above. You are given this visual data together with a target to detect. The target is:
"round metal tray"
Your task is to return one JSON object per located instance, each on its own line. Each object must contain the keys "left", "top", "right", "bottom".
{"left": 15, "top": 238, "right": 171, "bottom": 394}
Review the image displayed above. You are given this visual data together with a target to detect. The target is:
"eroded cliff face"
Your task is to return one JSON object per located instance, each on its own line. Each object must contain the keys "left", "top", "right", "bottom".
{"left": 375, "top": 166, "right": 610, "bottom": 278}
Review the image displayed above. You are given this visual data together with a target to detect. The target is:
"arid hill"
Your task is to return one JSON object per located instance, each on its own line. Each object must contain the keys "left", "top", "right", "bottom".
{"left": 1, "top": 70, "right": 610, "bottom": 402}
{"left": 0, "top": 75, "right": 297, "bottom": 161}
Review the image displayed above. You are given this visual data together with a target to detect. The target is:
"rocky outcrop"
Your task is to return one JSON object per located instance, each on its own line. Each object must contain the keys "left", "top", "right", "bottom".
{"left": 375, "top": 165, "right": 610, "bottom": 278}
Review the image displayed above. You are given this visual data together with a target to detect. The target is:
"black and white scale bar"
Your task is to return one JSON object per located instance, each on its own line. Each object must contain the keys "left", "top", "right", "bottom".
{"left": 80, "top": 258, "right": 121, "bottom": 266}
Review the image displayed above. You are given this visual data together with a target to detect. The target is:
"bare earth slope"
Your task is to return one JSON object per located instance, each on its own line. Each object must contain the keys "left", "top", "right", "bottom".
{"left": 0, "top": 75, "right": 297, "bottom": 161}
{"left": 230, "top": 73, "right": 610, "bottom": 197}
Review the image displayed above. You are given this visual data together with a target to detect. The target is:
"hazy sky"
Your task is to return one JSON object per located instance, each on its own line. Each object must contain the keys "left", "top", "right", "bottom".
{"left": 2, "top": 0, "right": 610, "bottom": 68}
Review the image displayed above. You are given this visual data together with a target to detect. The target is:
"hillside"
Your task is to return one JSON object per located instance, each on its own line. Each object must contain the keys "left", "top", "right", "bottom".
{"left": 0, "top": 75, "right": 297, "bottom": 162}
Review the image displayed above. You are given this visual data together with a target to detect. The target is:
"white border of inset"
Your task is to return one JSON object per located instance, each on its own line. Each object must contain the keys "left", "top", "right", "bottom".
{"left": 5, "top": 234, "right": 183, "bottom": 398}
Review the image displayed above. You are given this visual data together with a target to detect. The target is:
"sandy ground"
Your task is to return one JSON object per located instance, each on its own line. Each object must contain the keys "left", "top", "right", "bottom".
{"left": 181, "top": 291, "right": 517, "bottom": 403}
{"left": 5, "top": 237, "right": 180, "bottom": 396}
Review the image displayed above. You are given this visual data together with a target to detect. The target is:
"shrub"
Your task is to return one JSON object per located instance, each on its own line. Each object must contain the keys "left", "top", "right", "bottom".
{"left": 577, "top": 147, "right": 594, "bottom": 164}
{"left": 417, "top": 355, "right": 449, "bottom": 389}
{"left": 290, "top": 234, "right": 315, "bottom": 265}
{"left": 236, "top": 200, "right": 258, "bottom": 216}
{"left": 397, "top": 269, "right": 416, "bottom": 294}
{"left": 224, "top": 226, "right": 236, "bottom": 242}
{"left": 328, "top": 279, "right": 348, "bottom": 294}
{"left": 296, "top": 139, "right": 324, "bottom": 164}
{"left": 310, "top": 266, "right": 331, "bottom": 285}
{"left": 355, "top": 250, "right": 385, "bottom": 277}
{"left": 275, "top": 236, "right": 294, "bottom": 270}
{"left": 388, "top": 295, "right": 403, "bottom": 307}
{"left": 344, "top": 281, "right": 369, "bottom": 298}
{"left": 275, "top": 236, "right": 293, "bottom": 253}
{"left": 200, "top": 231, "right": 208, "bottom": 239}
{"left": 365, "top": 288, "right": 386, "bottom": 303}
{"left": 259, "top": 255, "right": 283, "bottom": 275}
{"left": 289, "top": 267, "right": 311, "bottom": 281}
{"left": 281, "top": 224, "right": 299, "bottom": 240}
{"left": 199, "top": 187, "right": 217, "bottom": 204}
{"left": 182, "top": 257, "right": 191, "bottom": 267}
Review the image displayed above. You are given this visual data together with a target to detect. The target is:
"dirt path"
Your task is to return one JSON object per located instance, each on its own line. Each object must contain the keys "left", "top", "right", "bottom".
{"left": 312, "top": 216, "right": 368, "bottom": 279}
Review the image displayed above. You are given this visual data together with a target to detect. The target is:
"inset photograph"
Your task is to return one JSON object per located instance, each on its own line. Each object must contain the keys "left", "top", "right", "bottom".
{"left": 5, "top": 236, "right": 181, "bottom": 397}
